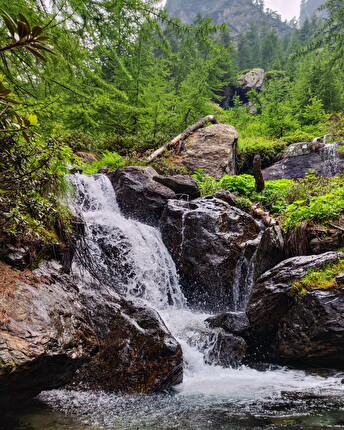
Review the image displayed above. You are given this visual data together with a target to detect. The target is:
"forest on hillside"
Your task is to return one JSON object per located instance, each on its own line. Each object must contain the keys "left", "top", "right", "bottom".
{"left": 0, "top": 0, "right": 343, "bottom": 257}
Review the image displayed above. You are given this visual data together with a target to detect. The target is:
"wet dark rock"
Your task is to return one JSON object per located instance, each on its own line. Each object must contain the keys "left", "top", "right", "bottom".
{"left": 0, "top": 259, "right": 183, "bottom": 406}
{"left": 109, "top": 166, "right": 175, "bottom": 226}
{"left": 274, "top": 289, "right": 344, "bottom": 368}
{"left": 206, "top": 312, "right": 250, "bottom": 336}
{"left": 160, "top": 197, "right": 260, "bottom": 311}
{"left": 248, "top": 252, "right": 343, "bottom": 338}
{"left": 336, "top": 271, "right": 344, "bottom": 286}
{"left": 213, "top": 189, "right": 237, "bottom": 206}
{"left": 254, "top": 225, "right": 285, "bottom": 279}
{"left": 205, "top": 331, "right": 246, "bottom": 368}
{"left": 0, "top": 261, "right": 99, "bottom": 408}
{"left": 153, "top": 174, "right": 200, "bottom": 199}
{"left": 73, "top": 303, "right": 183, "bottom": 393}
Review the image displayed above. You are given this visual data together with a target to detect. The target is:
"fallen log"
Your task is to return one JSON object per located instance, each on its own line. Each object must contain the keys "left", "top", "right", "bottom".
{"left": 146, "top": 115, "right": 219, "bottom": 163}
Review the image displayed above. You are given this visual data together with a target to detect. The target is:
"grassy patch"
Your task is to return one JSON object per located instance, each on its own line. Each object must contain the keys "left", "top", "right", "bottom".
{"left": 292, "top": 259, "right": 344, "bottom": 296}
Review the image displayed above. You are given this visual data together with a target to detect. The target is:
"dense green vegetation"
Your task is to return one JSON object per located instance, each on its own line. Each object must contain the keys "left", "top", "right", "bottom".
{"left": 193, "top": 172, "right": 344, "bottom": 231}
{"left": 0, "top": 0, "right": 343, "bottom": 256}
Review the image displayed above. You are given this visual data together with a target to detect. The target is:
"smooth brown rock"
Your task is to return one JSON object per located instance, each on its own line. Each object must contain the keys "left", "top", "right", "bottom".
{"left": 179, "top": 124, "right": 238, "bottom": 179}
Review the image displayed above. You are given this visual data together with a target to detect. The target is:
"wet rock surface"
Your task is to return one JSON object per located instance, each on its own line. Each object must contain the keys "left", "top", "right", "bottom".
{"left": 160, "top": 197, "right": 260, "bottom": 311}
{"left": 248, "top": 252, "right": 343, "bottom": 337}
{"left": 206, "top": 311, "right": 250, "bottom": 336}
{"left": 0, "top": 261, "right": 98, "bottom": 408}
{"left": 205, "top": 331, "right": 247, "bottom": 368}
{"left": 108, "top": 166, "right": 175, "bottom": 226}
{"left": 178, "top": 124, "right": 238, "bottom": 179}
{"left": 254, "top": 225, "right": 285, "bottom": 279}
{"left": 72, "top": 303, "right": 183, "bottom": 392}
{"left": 247, "top": 251, "right": 344, "bottom": 366}
{"left": 0, "top": 260, "right": 183, "bottom": 406}
{"left": 274, "top": 289, "right": 344, "bottom": 368}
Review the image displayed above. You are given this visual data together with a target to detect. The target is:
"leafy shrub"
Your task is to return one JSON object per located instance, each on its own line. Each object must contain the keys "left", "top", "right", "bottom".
{"left": 82, "top": 151, "right": 127, "bottom": 174}
{"left": 218, "top": 174, "right": 256, "bottom": 196}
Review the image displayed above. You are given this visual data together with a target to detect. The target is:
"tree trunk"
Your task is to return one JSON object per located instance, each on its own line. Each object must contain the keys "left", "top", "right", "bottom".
{"left": 253, "top": 154, "right": 265, "bottom": 192}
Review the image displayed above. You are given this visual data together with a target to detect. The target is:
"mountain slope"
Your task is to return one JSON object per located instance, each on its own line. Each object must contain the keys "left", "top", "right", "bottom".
{"left": 165, "top": 0, "right": 290, "bottom": 36}
{"left": 300, "top": 0, "right": 327, "bottom": 24}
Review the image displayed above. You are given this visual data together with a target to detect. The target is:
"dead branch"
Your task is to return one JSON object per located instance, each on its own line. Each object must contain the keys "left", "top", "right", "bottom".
{"left": 146, "top": 115, "right": 219, "bottom": 163}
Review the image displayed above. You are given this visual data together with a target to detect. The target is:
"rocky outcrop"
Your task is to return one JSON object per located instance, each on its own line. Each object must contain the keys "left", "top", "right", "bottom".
{"left": 108, "top": 167, "right": 200, "bottom": 226}
{"left": 0, "top": 260, "right": 183, "bottom": 406}
{"left": 0, "top": 261, "right": 98, "bottom": 407}
{"left": 176, "top": 124, "right": 238, "bottom": 179}
{"left": 248, "top": 252, "right": 342, "bottom": 336}
{"left": 238, "top": 68, "right": 265, "bottom": 92}
{"left": 160, "top": 197, "right": 260, "bottom": 311}
{"left": 165, "top": 0, "right": 289, "bottom": 37}
{"left": 247, "top": 251, "right": 344, "bottom": 367}
{"left": 254, "top": 225, "right": 285, "bottom": 279}
{"left": 274, "top": 289, "right": 344, "bottom": 368}
{"left": 71, "top": 303, "right": 183, "bottom": 393}
{"left": 205, "top": 331, "right": 247, "bottom": 368}
{"left": 263, "top": 142, "right": 344, "bottom": 180}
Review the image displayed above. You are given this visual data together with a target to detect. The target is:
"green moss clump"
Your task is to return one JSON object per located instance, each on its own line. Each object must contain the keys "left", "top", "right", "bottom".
{"left": 292, "top": 259, "right": 344, "bottom": 296}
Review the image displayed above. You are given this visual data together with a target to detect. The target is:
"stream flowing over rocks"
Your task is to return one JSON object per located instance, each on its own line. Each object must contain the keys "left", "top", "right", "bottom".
{"left": 1, "top": 169, "right": 344, "bottom": 429}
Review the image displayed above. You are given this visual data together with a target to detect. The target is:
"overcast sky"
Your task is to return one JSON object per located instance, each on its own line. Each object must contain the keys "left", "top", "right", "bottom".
{"left": 264, "top": 0, "right": 301, "bottom": 21}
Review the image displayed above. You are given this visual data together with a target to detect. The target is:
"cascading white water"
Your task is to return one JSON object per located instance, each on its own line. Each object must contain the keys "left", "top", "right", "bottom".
{"left": 69, "top": 174, "right": 185, "bottom": 309}
{"left": 36, "top": 173, "right": 344, "bottom": 430}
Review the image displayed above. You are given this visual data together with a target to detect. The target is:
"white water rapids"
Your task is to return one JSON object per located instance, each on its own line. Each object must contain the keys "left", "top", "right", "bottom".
{"left": 36, "top": 174, "right": 344, "bottom": 430}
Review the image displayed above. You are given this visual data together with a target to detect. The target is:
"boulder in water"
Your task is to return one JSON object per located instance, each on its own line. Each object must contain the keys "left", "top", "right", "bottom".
{"left": 72, "top": 303, "right": 183, "bottom": 393}
{"left": 205, "top": 331, "right": 247, "bottom": 368}
{"left": 160, "top": 197, "right": 260, "bottom": 311}
{"left": 0, "top": 261, "right": 99, "bottom": 408}
{"left": 274, "top": 289, "right": 344, "bottom": 368}
{"left": 206, "top": 312, "right": 250, "bottom": 336}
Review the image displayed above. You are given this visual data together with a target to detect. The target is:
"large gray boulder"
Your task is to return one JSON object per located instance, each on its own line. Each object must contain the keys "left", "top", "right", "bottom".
{"left": 238, "top": 68, "right": 265, "bottom": 91}
{"left": 160, "top": 197, "right": 260, "bottom": 311}
{"left": 178, "top": 124, "right": 238, "bottom": 179}
{"left": 263, "top": 142, "right": 344, "bottom": 180}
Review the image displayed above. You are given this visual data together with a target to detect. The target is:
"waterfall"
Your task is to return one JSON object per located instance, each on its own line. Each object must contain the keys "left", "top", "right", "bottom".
{"left": 34, "top": 173, "right": 344, "bottom": 429}
{"left": 69, "top": 174, "right": 185, "bottom": 309}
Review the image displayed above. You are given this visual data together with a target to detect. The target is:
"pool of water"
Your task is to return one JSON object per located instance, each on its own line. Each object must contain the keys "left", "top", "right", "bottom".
{"left": 3, "top": 366, "right": 344, "bottom": 430}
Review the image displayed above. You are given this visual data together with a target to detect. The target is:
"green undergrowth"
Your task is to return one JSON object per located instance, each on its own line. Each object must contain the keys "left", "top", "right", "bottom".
{"left": 193, "top": 171, "right": 344, "bottom": 231}
{"left": 292, "top": 259, "right": 344, "bottom": 296}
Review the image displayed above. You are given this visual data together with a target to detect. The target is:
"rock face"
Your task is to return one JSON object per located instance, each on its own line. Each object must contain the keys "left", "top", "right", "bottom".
{"left": 108, "top": 167, "right": 200, "bottom": 226}
{"left": 0, "top": 260, "right": 183, "bottom": 406}
{"left": 205, "top": 331, "right": 247, "bottom": 368}
{"left": 263, "top": 142, "right": 344, "bottom": 180}
{"left": 160, "top": 197, "right": 260, "bottom": 311}
{"left": 254, "top": 225, "right": 285, "bottom": 279}
{"left": 72, "top": 303, "right": 183, "bottom": 393}
{"left": 165, "top": 0, "right": 290, "bottom": 37}
{"left": 0, "top": 261, "right": 98, "bottom": 407}
{"left": 274, "top": 289, "right": 344, "bottom": 368}
{"left": 178, "top": 124, "right": 238, "bottom": 179}
{"left": 247, "top": 252, "right": 344, "bottom": 367}
{"left": 238, "top": 68, "right": 265, "bottom": 92}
